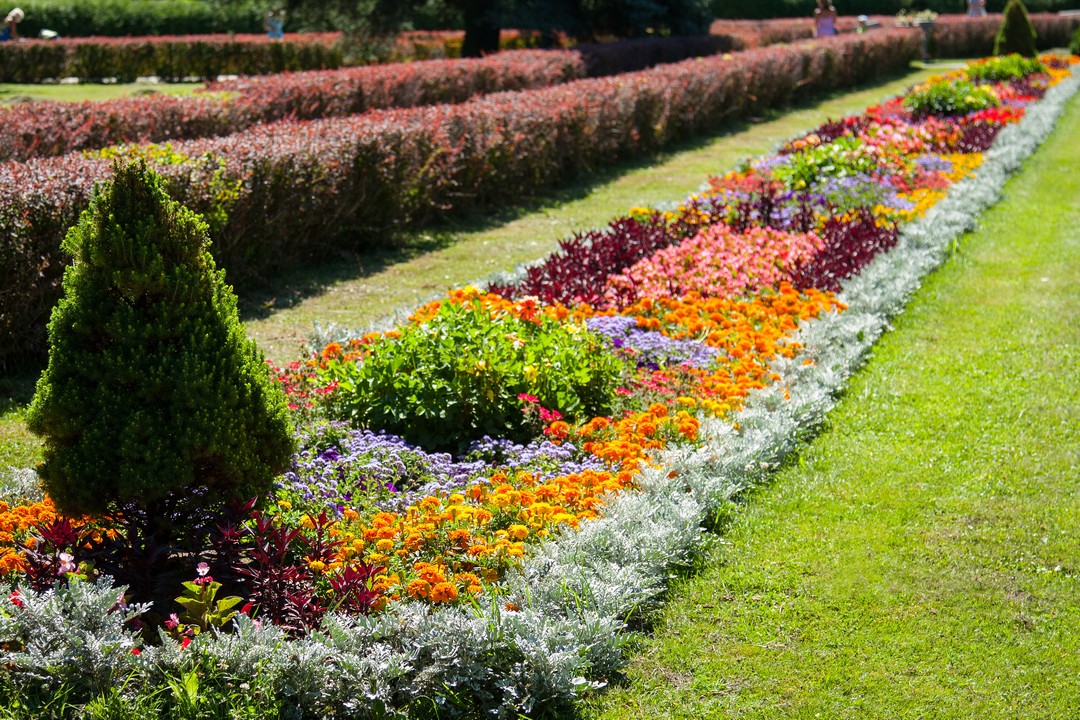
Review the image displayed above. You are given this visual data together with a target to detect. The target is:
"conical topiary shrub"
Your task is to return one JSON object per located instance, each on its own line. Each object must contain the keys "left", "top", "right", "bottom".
{"left": 994, "top": 0, "right": 1038, "bottom": 58}
{"left": 26, "top": 161, "right": 294, "bottom": 521}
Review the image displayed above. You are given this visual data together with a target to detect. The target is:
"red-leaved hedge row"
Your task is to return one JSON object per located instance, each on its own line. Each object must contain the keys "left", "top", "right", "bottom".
{"left": 710, "top": 13, "right": 1080, "bottom": 55}
{"left": 0, "top": 50, "right": 587, "bottom": 162}
{"left": 0, "top": 31, "right": 922, "bottom": 369}
{"left": 0, "top": 33, "right": 343, "bottom": 84}
{"left": 929, "top": 13, "right": 1080, "bottom": 56}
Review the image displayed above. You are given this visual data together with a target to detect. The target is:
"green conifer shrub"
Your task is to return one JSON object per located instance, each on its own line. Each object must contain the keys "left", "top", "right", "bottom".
{"left": 26, "top": 161, "right": 294, "bottom": 521}
{"left": 994, "top": 0, "right": 1038, "bottom": 58}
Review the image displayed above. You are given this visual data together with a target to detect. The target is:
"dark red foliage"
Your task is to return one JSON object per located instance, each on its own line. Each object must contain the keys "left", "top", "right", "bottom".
{"left": 14, "top": 517, "right": 82, "bottom": 592}
{"left": 790, "top": 208, "right": 899, "bottom": 293}
{"left": 955, "top": 120, "right": 1006, "bottom": 153}
{"left": 489, "top": 214, "right": 676, "bottom": 306}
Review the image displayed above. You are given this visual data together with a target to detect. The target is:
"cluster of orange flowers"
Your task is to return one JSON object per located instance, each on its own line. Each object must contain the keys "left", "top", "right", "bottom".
{"left": 0, "top": 499, "right": 59, "bottom": 575}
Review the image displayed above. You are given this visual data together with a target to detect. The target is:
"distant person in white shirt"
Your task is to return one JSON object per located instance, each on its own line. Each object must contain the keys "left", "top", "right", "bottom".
{"left": 2, "top": 7, "right": 23, "bottom": 41}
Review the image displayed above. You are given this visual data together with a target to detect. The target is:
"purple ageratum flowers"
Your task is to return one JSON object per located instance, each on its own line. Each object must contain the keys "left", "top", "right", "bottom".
{"left": 586, "top": 316, "right": 719, "bottom": 369}
{"left": 278, "top": 422, "right": 606, "bottom": 515}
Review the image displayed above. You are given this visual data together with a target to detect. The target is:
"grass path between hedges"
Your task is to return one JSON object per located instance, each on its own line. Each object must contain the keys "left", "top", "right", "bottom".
{"left": 0, "top": 62, "right": 958, "bottom": 474}
{"left": 581, "top": 90, "right": 1080, "bottom": 720}
{"left": 239, "top": 62, "right": 956, "bottom": 364}
{"left": 0, "top": 80, "right": 202, "bottom": 104}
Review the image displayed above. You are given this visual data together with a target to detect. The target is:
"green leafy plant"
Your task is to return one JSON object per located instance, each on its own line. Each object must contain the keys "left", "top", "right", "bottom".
{"left": 171, "top": 562, "right": 245, "bottom": 638}
{"left": 772, "top": 136, "right": 879, "bottom": 191}
{"left": 316, "top": 296, "right": 626, "bottom": 452}
{"left": 994, "top": 0, "right": 1038, "bottom": 58}
{"left": 966, "top": 54, "right": 1046, "bottom": 82}
{"left": 902, "top": 78, "right": 1001, "bottom": 117}
{"left": 25, "top": 161, "right": 295, "bottom": 522}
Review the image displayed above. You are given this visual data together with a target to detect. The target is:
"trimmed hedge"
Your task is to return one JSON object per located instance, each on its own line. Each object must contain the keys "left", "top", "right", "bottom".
{"left": 0, "top": 50, "right": 587, "bottom": 162}
{"left": 929, "top": 13, "right": 1080, "bottom": 56}
{"left": 711, "top": 0, "right": 1080, "bottom": 19}
{"left": 0, "top": 31, "right": 922, "bottom": 370}
{"left": 14, "top": 0, "right": 263, "bottom": 37}
{"left": 0, "top": 33, "right": 342, "bottom": 83}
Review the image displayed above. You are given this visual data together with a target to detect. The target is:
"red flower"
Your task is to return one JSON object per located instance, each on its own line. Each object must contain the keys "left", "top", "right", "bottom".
{"left": 8, "top": 590, "right": 23, "bottom": 609}
{"left": 131, "top": 647, "right": 141, "bottom": 656}
{"left": 180, "top": 637, "right": 192, "bottom": 650}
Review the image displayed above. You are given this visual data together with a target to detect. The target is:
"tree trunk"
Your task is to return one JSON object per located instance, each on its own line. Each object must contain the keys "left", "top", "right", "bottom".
{"left": 460, "top": 0, "right": 501, "bottom": 57}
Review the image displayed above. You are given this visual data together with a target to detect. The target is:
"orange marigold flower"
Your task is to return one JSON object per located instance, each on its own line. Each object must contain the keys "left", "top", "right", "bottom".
{"left": 429, "top": 582, "right": 459, "bottom": 603}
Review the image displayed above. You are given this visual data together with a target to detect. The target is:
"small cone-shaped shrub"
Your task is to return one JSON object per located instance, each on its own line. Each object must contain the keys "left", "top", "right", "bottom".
{"left": 994, "top": 0, "right": 1038, "bottom": 58}
{"left": 26, "top": 161, "right": 294, "bottom": 517}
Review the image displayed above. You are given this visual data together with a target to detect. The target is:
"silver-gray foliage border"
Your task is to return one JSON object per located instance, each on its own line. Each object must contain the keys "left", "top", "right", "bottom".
{"left": 3, "top": 69, "right": 1076, "bottom": 719}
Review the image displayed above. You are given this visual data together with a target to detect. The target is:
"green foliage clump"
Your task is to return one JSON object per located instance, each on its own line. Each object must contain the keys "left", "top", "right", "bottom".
{"left": 994, "top": 0, "right": 1038, "bottom": 58}
{"left": 317, "top": 295, "right": 625, "bottom": 452}
{"left": 772, "top": 136, "right": 880, "bottom": 191}
{"left": 966, "top": 53, "right": 1046, "bottom": 82}
{"left": 25, "top": 161, "right": 294, "bottom": 517}
{"left": 1071, "top": 27, "right": 1080, "bottom": 56}
{"left": 902, "top": 78, "right": 1001, "bottom": 117}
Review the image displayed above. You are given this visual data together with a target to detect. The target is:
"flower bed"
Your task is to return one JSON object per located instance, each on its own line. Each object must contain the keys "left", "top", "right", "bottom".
{"left": 0, "top": 32, "right": 343, "bottom": 84}
{"left": 1, "top": 53, "right": 1076, "bottom": 716}
{"left": 0, "top": 30, "right": 921, "bottom": 369}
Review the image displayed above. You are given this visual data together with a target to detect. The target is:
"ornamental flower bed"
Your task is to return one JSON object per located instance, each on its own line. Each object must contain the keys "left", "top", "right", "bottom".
{"left": 0, "top": 30, "right": 922, "bottom": 369}
{"left": 1, "top": 53, "right": 1076, "bottom": 716}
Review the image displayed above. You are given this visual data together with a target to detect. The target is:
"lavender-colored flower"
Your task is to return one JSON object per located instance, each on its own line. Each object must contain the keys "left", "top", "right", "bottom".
{"left": 586, "top": 316, "right": 719, "bottom": 369}
{"left": 277, "top": 422, "right": 606, "bottom": 515}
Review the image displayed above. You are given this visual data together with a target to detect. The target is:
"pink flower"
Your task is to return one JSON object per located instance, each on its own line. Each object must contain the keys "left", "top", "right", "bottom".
{"left": 57, "top": 552, "right": 77, "bottom": 575}
{"left": 517, "top": 393, "right": 539, "bottom": 404}
{"left": 164, "top": 613, "right": 180, "bottom": 630}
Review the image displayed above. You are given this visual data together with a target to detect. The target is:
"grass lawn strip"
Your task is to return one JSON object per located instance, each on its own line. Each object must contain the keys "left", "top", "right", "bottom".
{"left": 584, "top": 78, "right": 1080, "bottom": 720}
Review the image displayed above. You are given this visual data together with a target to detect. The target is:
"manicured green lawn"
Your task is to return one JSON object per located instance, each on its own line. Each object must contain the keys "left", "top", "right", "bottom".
{"left": 582, "top": 91, "right": 1080, "bottom": 720}
{"left": 0, "top": 80, "right": 202, "bottom": 104}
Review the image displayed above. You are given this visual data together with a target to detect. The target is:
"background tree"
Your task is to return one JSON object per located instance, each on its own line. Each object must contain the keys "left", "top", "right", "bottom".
{"left": 26, "top": 162, "right": 295, "bottom": 531}
{"left": 278, "top": 0, "right": 712, "bottom": 57}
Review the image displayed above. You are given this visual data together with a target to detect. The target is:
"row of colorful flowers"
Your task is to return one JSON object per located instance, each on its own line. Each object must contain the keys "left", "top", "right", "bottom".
{"left": 1, "top": 54, "right": 1076, "bottom": 717}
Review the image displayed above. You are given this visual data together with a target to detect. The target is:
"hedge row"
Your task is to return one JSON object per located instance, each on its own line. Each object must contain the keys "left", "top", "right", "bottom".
{"left": 0, "top": 31, "right": 922, "bottom": 369}
{"left": 0, "top": 50, "right": 587, "bottom": 162}
{"left": 712, "top": 0, "right": 1080, "bottom": 19}
{"left": 10, "top": 0, "right": 264, "bottom": 38}
{"left": 0, "top": 33, "right": 343, "bottom": 83}
{"left": 929, "top": 13, "right": 1080, "bottom": 56}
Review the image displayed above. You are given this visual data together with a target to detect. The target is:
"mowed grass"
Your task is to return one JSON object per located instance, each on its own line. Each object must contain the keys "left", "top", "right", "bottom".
{"left": 0, "top": 80, "right": 202, "bottom": 104}
{"left": 0, "top": 61, "right": 961, "bottom": 471}
{"left": 582, "top": 92, "right": 1080, "bottom": 719}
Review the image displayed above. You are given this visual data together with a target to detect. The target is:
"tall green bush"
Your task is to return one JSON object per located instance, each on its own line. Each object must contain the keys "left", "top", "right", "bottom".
{"left": 26, "top": 162, "right": 294, "bottom": 518}
{"left": 994, "top": 0, "right": 1039, "bottom": 57}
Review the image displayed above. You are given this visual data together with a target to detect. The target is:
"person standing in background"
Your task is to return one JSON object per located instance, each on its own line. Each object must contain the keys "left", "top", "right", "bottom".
{"left": 967, "top": 0, "right": 988, "bottom": 16}
{"left": 1, "top": 7, "right": 23, "bottom": 41}
{"left": 814, "top": 0, "right": 838, "bottom": 37}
